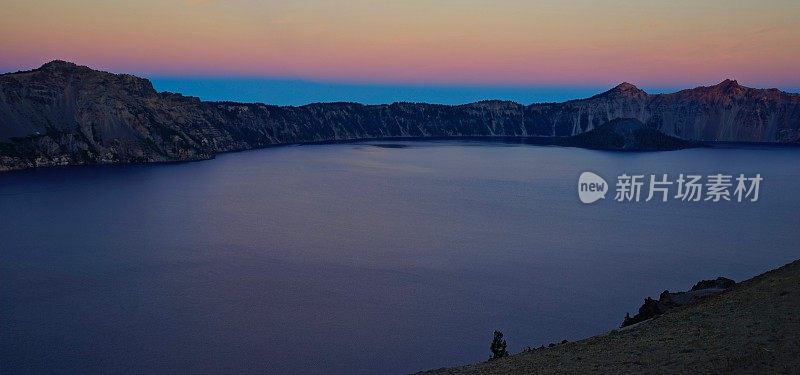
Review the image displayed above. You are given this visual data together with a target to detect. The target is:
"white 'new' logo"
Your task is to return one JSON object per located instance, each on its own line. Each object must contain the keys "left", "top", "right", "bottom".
{"left": 578, "top": 172, "right": 608, "bottom": 204}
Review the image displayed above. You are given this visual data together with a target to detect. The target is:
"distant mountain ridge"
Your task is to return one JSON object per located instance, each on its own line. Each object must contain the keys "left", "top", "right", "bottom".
{"left": 0, "top": 61, "right": 798, "bottom": 171}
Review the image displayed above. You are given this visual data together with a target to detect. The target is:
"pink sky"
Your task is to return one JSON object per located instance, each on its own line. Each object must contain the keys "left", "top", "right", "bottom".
{"left": 2, "top": 0, "right": 799, "bottom": 87}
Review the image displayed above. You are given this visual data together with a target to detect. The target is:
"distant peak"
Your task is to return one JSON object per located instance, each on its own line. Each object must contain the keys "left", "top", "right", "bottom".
{"left": 717, "top": 79, "right": 742, "bottom": 89}
{"left": 39, "top": 60, "right": 80, "bottom": 70}
{"left": 710, "top": 79, "right": 748, "bottom": 94}
{"left": 598, "top": 82, "right": 646, "bottom": 98}
{"left": 615, "top": 82, "right": 639, "bottom": 91}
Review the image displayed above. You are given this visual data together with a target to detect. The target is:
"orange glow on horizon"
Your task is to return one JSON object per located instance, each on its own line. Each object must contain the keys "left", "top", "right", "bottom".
{"left": 1, "top": 0, "right": 799, "bottom": 87}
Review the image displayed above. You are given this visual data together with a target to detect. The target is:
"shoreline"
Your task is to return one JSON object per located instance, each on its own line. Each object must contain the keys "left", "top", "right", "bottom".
{"left": 2, "top": 135, "right": 797, "bottom": 174}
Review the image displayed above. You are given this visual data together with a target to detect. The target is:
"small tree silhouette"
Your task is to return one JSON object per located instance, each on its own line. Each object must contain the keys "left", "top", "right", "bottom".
{"left": 490, "top": 330, "right": 509, "bottom": 359}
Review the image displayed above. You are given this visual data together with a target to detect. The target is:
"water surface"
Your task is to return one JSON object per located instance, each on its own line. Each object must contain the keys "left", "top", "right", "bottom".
{"left": 2, "top": 141, "right": 798, "bottom": 374}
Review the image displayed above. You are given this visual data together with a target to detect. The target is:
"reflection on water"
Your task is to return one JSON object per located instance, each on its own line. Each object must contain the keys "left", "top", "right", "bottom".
{"left": 1, "top": 141, "right": 799, "bottom": 374}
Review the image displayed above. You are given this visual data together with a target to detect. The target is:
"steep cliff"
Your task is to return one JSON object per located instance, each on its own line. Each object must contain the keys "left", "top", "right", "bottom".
{"left": 1, "top": 61, "right": 798, "bottom": 171}
{"left": 0, "top": 61, "right": 216, "bottom": 170}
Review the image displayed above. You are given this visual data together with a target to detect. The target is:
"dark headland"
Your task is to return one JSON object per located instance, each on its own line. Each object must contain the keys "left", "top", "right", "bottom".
{"left": 419, "top": 259, "right": 800, "bottom": 374}
{"left": 1, "top": 61, "right": 799, "bottom": 171}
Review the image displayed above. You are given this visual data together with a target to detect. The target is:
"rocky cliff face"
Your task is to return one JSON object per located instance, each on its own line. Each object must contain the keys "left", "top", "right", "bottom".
{"left": 0, "top": 61, "right": 216, "bottom": 170}
{"left": 1, "top": 61, "right": 798, "bottom": 171}
{"left": 525, "top": 80, "right": 800, "bottom": 142}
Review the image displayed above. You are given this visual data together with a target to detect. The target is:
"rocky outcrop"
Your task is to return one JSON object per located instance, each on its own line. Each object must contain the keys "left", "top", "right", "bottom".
{"left": 1, "top": 61, "right": 798, "bottom": 171}
{"left": 691, "top": 277, "right": 736, "bottom": 291}
{"left": 621, "top": 277, "right": 737, "bottom": 328}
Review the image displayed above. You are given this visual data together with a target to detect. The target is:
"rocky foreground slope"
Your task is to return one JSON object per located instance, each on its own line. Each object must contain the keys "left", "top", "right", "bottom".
{"left": 1, "top": 61, "right": 799, "bottom": 171}
{"left": 422, "top": 259, "right": 800, "bottom": 374}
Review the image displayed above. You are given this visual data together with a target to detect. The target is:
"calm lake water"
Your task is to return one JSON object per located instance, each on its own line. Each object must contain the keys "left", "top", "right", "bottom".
{"left": 2, "top": 141, "right": 799, "bottom": 374}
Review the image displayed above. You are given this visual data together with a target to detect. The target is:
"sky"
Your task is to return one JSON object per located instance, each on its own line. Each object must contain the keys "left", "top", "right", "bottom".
{"left": 2, "top": 0, "right": 799, "bottom": 104}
